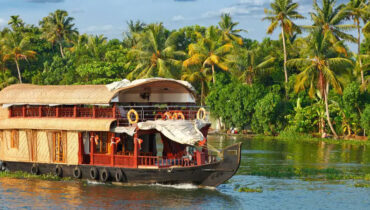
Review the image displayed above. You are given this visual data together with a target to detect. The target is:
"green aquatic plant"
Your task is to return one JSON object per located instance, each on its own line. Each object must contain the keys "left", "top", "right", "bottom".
{"left": 237, "top": 186, "right": 263, "bottom": 193}
{"left": 0, "top": 170, "right": 73, "bottom": 181}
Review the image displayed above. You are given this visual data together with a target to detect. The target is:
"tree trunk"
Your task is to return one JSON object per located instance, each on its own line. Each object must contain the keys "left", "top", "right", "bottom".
{"left": 59, "top": 43, "right": 65, "bottom": 58}
{"left": 14, "top": 58, "right": 22, "bottom": 84}
{"left": 211, "top": 64, "right": 215, "bottom": 84}
{"left": 201, "top": 80, "right": 204, "bottom": 106}
{"left": 324, "top": 82, "right": 338, "bottom": 138}
{"left": 281, "top": 24, "right": 288, "bottom": 98}
{"left": 357, "top": 20, "right": 364, "bottom": 86}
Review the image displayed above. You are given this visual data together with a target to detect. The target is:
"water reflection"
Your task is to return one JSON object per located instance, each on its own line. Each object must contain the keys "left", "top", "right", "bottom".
{"left": 208, "top": 135, "right": 370, "bottom": 175}
{"left": 0, "top": 177, "right": 240, "bottom": 209}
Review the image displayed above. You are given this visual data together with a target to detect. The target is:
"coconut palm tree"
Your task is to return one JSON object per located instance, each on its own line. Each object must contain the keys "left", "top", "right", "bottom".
{"left": 127, "top": 23, "right": 186, "bottom": 79}
{"left": 8, "top": 15, "right": 25, "bottom": 32}
{"left": 183, "top": 26, "right": 232, "bottom": 83}
{"left": 308, "top": 0, "right": 357, "bottom": 44}
{"left": 39, "top": 10, "right": 78, "bottom": 58}
{"left": 288, "top": 29, "right": 353, "bottom": 138}
{"left": 227, "top": 45, "right": 275, "bottom": 85}
{"left": 263, "top": 0, "right": 304, "bottom": 85}
{"left": 345, "top": 0, "right": 369, "bottom": 85}
{"left": 181, "top": 67, "right": 212, "bottom": 105}
{"left": 1, "top": 32, "right": 37, "bottom": 83}
{"left": 86, "top": 35, "right": 107, "bottom": 60}
{"left": 218, "top": 13, "right": 244, "bottom": 45}
{"left": 123, "top": 20, "right": 146, "bottom": 48}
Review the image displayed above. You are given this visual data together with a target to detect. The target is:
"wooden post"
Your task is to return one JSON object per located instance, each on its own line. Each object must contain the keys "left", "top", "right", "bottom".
{"left": 78, "top": 132, "right": 83, "bottom": 164}
{"left": 112, "top": 103, "right": 116, "bottom": 118}
{"left": 39, "top": 106, "right": 42, "bottom": 117}
{"left": 93, "top": 106, "right": 96, "bottom": 118}
{"left": 134, "top": 133, "right": 138, "bottom": 168}
{"left": 90, "top": 134, "right": 95, "bottom": 165}
{"left": 73, "top": 105, "right": 77, "bottom": 118}
{"left": 110, "top": 138, "right": 114, "bottom": 167}
{"left": 56, "top": 107, "right": 60, "bottom": 117}
{"left": 22, "top": 106, "right": 26, "bottom": 117}
{"left": 8, "top": 107, "right": 12, "bottom": 118}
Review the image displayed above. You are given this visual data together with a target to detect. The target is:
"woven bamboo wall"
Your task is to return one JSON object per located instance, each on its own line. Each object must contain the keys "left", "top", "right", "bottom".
{"left": 0, "top": 130, "right": 29, "bottom": 162}
{"left": 0, "top": 129, "right": 79, "bottom": 165}
{"left": 67, "top": 131, "right": 78, "bottom": 165}
{"left": 0, "top": 107, "right": 9, "bottom": 120}
{"left": 36, "top": 131, "right": 50, "bottom": 163}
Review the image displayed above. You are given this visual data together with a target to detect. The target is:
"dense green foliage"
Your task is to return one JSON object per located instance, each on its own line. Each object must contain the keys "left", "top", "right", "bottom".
{"left": 0, "top": 0, "right": 369, "bottom": 138}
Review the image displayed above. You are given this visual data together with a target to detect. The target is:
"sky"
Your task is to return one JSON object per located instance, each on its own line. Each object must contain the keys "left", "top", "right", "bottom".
{"left": 0, "top": 0, "right": 357, "bottom": 49}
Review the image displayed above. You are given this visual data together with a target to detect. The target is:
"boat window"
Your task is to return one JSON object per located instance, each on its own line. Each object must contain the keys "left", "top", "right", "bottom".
{"left": 94, "top": 132, "right": 111, "bottom": 154}
{"left": 52, "top": 131, "right": 67, "bottom": 163}
{"left": 10, "top": 130, "right": 19, "bottom": 149}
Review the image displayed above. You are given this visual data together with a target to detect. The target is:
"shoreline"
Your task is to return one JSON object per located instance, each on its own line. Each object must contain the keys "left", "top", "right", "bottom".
{"left": 209, "top": 132, "right": 369, "bottom": 146}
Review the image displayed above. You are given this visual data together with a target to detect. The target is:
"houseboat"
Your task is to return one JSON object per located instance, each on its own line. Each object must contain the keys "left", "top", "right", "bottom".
{"left": 0, "top": 78, "right": 241, "bottom": 187}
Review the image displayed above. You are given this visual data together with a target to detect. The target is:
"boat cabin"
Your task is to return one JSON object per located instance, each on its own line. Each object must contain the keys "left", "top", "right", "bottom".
{"left": 0, "top": 78, "right": 214, "bottom": 170}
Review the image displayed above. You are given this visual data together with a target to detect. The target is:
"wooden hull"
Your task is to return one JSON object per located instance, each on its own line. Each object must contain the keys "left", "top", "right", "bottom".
{"left": 0, "top": 143, "right": 242, "bottom": 187}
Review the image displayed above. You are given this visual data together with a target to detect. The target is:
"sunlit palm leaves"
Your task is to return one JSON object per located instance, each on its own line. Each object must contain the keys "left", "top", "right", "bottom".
{"left": 40, "top": 10, "right": 78, "bottom": 58}
{"left": 288, "top": 29, "right": 353, "bottom": 138}
{"left": 263, "top": 0, "right": 304, "bottom": 85}
{"left": 306, "top": 0, "right": 357, "bottom": 43}
{"left": 128, "top": 23, "right": 186, "bottom": 79}
{"left": 218, "top": 13, "right": 245, "bottom": 45}
{"left": 183, "top": 26, "right": 232, "bottom": 83}
{"left": 1, "top": 32, "right": 37, "bottom": 83}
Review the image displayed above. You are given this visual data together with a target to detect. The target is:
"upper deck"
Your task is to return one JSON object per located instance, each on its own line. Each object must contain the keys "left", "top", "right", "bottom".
{"left": 0, "top": 78, "right": 208, "bottom": 128}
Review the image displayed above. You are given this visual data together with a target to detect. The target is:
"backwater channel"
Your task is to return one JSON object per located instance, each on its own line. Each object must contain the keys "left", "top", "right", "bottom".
{"left": 0, "top": 135, "right": 369, "bottom": 209}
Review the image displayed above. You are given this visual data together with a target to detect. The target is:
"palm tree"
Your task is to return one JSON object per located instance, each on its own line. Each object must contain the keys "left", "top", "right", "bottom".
{"left": 1, "top": 32, "right": 37, "bottom": 83}
{"left": 218, "top": 13, "right": 244, "bottom": 45}
{"left": 288, "top": 29, "right": 353, "bottom": 138}
{"left": 227, "top": 45, "right": 275, "bottom": 84}
{"left": 181, "top": 67, "right": 211, "bottom": 105}
{"left": 345, "top": 0, "right": 369, "bottom": 85}
{"left": 127, "top": 23, "right": 186, "bottom": 79}
{"left": 308, "top": 0, "right": 357, "bottom": 43}
{"left": 39, "top": 10, "right": 78, "bottom": 58}
{"left": 123, "top": 20, "right": 146, "bottom": 48}
{"left": 8, "top": 15, "right": 25, "bottom": 32}
{"left": 183, "top": 26, "right": 232, "bottom": 83}
{"left": 86, "top": 35, "right": 107, "bottom": 60}
{"left": 263, "top": 0, "right": 304, "bottom": 85}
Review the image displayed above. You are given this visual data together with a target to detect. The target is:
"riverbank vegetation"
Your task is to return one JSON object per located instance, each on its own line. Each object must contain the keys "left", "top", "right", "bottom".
{"left": 0, "top": 0, "right": 369, "bottom": 139}
{"left": 0, "top": 170, "right": 72, "bottom": 181}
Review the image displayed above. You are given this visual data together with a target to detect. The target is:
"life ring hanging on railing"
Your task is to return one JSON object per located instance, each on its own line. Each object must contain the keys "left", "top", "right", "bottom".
{"left": 172, "top": 111, "right": 185, "bottom": 120}
{"left": 127, "top": 109, "right": 139, "bottom": 124}
{"left": 197, "top": 107, "right": 206, "bottom": 120}
{"left": 163, "top": 112, "right": 172, "bottom": 120}
{"left": 154, "top": 112, "right": 163, "bottom": 120}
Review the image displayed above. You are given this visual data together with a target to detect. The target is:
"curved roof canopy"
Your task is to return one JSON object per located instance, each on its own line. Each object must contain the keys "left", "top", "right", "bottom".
{"left": 0, "top": 78, "right": 196, "bottom": 105}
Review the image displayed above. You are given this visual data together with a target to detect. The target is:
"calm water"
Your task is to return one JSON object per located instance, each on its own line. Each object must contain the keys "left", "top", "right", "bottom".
{"left": 1, "top": 135, "right": 369, "bottom": 209}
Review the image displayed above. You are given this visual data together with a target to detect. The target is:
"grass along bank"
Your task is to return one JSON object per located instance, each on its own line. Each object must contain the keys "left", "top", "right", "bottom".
{"left": 0, "top": 170, "right": 73, "bottom": 181}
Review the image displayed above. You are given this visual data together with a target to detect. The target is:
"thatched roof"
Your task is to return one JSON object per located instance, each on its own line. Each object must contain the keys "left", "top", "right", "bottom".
{"left": 0, "top": 78, "right": 196, "bottom": 105}
{"left": 0, "top": 118, "right": 116, "bottom": 131}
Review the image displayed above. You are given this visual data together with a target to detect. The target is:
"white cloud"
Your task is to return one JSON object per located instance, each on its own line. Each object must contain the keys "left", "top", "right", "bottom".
{"left": 202, "top": 5, "right": 263, "bottom": 19}
{"left": 83, "top": 24, "right": 114, "bottom": 33}
{"left": 172, "top": 15, "right": 185, "bottom": 21}
{"left": 239, "top": 0, "right": 272, "bottom": 6}
{"left": 0, "top": 18, "right": 6, "bottom": 26}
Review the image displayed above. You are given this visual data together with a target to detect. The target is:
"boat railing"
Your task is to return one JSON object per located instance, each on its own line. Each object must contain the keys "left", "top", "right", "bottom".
{"left": 9, "top": 105, "right": 209, "bottom": 124}
{"left": 116, "top": 105, "right": 209, "bottom": 126}
{"left": 90, "top": 152, "right": 218, "bottom": 168}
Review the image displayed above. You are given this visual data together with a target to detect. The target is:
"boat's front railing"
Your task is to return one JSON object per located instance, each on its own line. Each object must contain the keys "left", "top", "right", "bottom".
{"left": 90, "top": 152, "right": 218, "bottom": 168}
{"left": 116, "top": 105, "right": 209, "bottom": 126}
